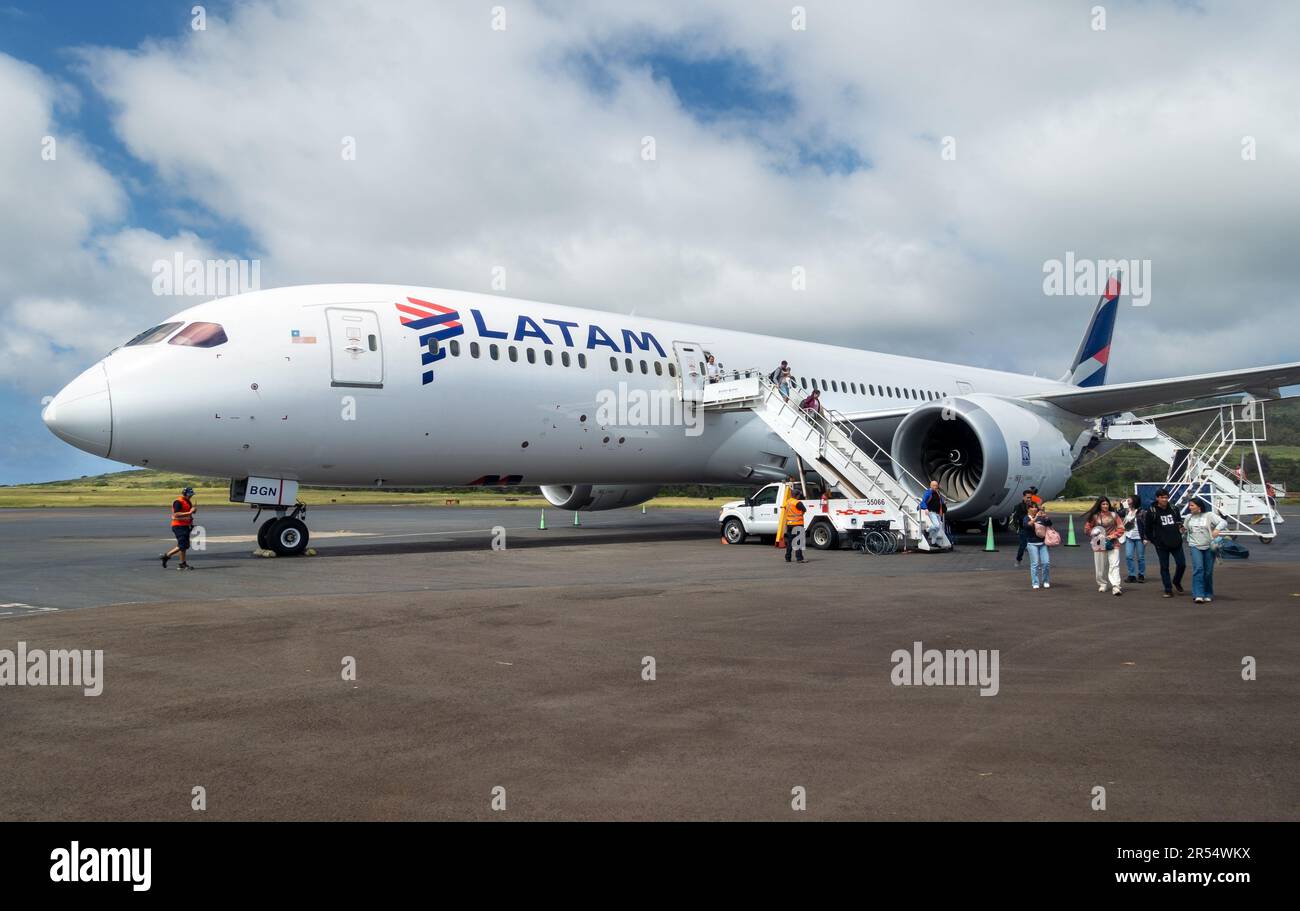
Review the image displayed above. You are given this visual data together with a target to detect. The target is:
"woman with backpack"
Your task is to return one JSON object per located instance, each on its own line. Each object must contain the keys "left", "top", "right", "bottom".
{"left": 1083, "top": 496, "right": 1126, "bottom": 596}
{"left": 1023, "top": 502, "right": 1058, "bottom": 589}
{"left": 1185, "top": 497, "right": 1229, "bottom": 603}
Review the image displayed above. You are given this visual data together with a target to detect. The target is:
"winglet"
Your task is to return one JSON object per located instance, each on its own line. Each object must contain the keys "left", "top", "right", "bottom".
{"left": 1066, "top": 273, "right": 1122, "bottom": 387}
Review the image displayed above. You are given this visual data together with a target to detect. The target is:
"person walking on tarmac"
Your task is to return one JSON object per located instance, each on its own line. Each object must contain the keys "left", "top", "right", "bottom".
{"left": 920, "top": 480, "right": 951, "bottom": 550}
{"left": 1011, "top": 490, "right": 1035, "bottom": 566}
{"left": 161, "top": 486, "right": 197, "bottom": 570}
{"left": 779, "top": 485, "right": 808, "bottom": 564}
{"left": 1143, "top": 488, "right": 1187, "bottom": 598}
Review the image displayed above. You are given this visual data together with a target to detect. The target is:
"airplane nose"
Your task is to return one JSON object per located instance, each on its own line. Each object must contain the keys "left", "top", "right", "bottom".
{"left": 43, "top": 362, "right": 113, "bottom": 458}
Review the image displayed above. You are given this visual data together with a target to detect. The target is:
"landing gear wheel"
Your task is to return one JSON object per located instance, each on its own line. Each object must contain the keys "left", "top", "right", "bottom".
{"left": 257, "top": 518, "right": 278, "bottom": 551}
{"left": 722, "top": 518, "right": 747, "bottom": 545}
{"left": 1260, "top": 536, "right": 1274, "bottom": 544}
{"left": 269, "top": 517, "right": 310, "bottom": 556}
{"left": 809, "top": 521, "right": 838, "bottom": 550}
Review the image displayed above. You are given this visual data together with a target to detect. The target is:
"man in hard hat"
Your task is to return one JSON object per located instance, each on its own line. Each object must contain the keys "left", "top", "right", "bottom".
{"left": 161, "top": 486, "right": 197, "bottom": 570}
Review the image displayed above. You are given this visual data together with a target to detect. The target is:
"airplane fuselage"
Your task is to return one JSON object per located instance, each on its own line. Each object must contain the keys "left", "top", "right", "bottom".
{"left": 45, "top": 284, "right": 1089, "bottom": 500}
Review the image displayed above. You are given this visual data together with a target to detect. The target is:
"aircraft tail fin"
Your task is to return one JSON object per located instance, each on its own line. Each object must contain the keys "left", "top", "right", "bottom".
{"left": 1065, "top": 272, "right": 1121, "bottom": 387}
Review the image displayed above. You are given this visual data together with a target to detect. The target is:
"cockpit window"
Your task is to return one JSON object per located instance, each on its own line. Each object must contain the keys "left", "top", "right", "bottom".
{"left": 168, "top": 322, "right": 229, "bottom": 348}
{"left": 124, "top": 322, "right": 183, "bottom": 346}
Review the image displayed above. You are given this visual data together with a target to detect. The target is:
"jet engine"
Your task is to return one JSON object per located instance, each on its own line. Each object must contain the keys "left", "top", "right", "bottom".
{"left": 539, "top": 484, "right": 661, "bottom": 511}
{"left": 890, "top": 395, "right": 1075, "bottom": 520}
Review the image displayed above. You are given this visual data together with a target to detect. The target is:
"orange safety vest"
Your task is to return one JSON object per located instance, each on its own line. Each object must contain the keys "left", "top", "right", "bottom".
{"left": 782, "top": 498, "right": 806, "bottom": 530}
{"left": 171, "top": 495, "right": 193, "bottom": 527}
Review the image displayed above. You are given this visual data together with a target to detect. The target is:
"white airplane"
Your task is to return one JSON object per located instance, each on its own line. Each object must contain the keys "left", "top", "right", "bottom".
{"left": 43, "top": 279, "right": 1300, "bottom": 554}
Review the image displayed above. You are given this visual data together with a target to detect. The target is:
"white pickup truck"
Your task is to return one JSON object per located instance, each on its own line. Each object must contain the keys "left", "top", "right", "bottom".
{"left": 717, "top": 481, "right": 899, "bottom": 550}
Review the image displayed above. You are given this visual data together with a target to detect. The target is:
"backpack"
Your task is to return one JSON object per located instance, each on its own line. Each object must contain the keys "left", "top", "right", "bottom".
{"left": 1217, "top": 538, "right": 1250, "bottom": 560}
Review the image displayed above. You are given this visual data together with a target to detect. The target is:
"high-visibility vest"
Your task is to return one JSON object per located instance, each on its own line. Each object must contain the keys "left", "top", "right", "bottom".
{"left": 782, "top": 498, "right": 806, "bottom": 529}
{"left": 172, "top": 496, "right": 193, "bottom": 527}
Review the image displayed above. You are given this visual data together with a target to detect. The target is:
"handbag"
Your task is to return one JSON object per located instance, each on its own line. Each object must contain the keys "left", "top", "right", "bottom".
{"left": 1044, "top": 527, "right": 1062, "bottom": 547}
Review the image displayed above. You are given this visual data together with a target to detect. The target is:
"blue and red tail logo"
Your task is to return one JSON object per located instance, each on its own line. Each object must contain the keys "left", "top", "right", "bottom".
{"left": 398, "top": 297, "right": 464, "bottom": 384}
{"left": 1067, "top": 273, "right": 1121, "bottom": 387}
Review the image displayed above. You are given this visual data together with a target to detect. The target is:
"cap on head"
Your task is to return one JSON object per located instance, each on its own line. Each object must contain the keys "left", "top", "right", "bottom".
{"left": 182, "top": 486, "right": 195, "bottom": 496}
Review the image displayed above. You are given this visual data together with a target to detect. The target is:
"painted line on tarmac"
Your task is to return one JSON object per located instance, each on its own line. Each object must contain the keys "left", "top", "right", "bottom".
{"left": 0, "top": 602, "right": 61, "bottom": 619}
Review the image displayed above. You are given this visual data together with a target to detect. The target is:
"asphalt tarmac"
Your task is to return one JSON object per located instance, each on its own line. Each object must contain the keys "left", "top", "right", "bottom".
{"left": 0, "top": 505, "right": 1296, "bottom": 820}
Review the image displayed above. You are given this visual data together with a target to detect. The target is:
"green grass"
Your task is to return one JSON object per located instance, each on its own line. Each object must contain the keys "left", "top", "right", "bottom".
{"left": 0, "top": 470, "right": 732, "bottom": 509}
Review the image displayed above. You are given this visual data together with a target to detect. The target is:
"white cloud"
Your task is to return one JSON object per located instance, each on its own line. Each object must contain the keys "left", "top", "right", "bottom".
{"left": 6, "top": 0, "right": 1300, "bottom": 409}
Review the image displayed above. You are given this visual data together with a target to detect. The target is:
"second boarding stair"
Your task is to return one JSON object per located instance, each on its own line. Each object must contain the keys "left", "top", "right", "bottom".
{"left": 1105, "top": 401, "right": 1283, "bottom": 539}
{"left": 699, "top": 372, "right": 935, "bottom": 550}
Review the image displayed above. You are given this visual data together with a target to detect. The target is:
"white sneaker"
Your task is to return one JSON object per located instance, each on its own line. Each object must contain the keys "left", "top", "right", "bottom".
{"left": 1098, "top": 585, "right": 1107, "bottom": 593}
{"left": 1113, "top": 589, "right": 1123, "bottom": 596}
{"left": 1194, "top": 597, "right": 1204, "bottom": 603}
{"left": 1205, "top": 597, "right": 1213, "bottom": 603}
{"left": 1043, "top": 582, "right": 1051, "bottom": 589}
{"left": 1033, "top": 584, "right": 1041, "bottom": 590}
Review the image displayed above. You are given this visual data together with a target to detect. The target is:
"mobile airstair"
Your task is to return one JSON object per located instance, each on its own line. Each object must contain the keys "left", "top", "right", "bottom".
{"left": 1105, "top": 400, "right": 1283, "bottom": 541}
{"left": 696, "top": 370, "right": 936, "bottom": 550}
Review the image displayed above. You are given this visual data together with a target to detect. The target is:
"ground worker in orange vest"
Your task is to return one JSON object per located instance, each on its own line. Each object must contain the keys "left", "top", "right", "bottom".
{"left": 779, "top": 485, "right": 808, "bottom": 564}
{"left": 161, "top": 486, "right": 197, "bottom": 570}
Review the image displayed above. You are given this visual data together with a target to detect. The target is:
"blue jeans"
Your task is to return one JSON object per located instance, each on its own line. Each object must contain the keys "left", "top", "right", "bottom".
{"left": 1189, "top": 546, "right": 1215, "bottom": 599}
{"left": 1026, "top": 542, "right": 1050, "bottom": 586}
{"left": 1124, "top": 538, "right": 1146, "bottom": 576}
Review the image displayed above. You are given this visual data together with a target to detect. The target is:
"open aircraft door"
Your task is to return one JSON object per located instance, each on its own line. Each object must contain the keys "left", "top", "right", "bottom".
{"left": 673, "top": 341, "right": 706, "bottom": 403}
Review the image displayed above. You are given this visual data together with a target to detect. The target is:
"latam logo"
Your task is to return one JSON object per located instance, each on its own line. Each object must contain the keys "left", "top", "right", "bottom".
{"left": 398, "top": 297, "right": 465, "bottom": 385}
{"left": 398, "top": 296, "right": 667, "bottom": 387}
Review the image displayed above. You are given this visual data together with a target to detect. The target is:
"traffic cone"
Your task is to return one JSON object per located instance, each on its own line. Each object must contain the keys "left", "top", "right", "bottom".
{"left": 984, "top": 518, "right": 998, "bottom": 552}
{"left": 573, "top": 511, "right": 581, "bottom": 527}
{"left": 539, "top": 510, "right": 546, "bottom": 530}
{"left": 1065, "top": 515, "right": 1079, "bottom": 546}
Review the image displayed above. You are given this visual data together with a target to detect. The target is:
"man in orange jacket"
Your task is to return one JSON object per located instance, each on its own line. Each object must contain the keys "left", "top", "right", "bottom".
{"left": 161, "top": 486, "right": 197, "bottom": 570}
{"left": 780, "top": 486, "right": 808, "bottom": 564}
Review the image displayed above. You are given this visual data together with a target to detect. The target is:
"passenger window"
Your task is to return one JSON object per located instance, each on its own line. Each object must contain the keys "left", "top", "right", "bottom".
{"left": 800, "top": 377, "right": 807, "bottom": 389}
{"left": 625, "top": 358, "right": 633, "bottom": 373}
{"left": 561, "top": 351, "right": 570, "bottom": 367}
{"left": 429, "top": 338, "right": 440, "bottom": 358}
{"left": 470, "top": 342, "right": 480, "bottom": 358}
{"left": 578, "top": 353, "right": 587, "bottom": 369}
{"left": 654, "top": 361, "right": 662, "bottom": 376}
{"left": 508, "top": 346, "right": 518, "bottom": 362}
{"left": 610, "top": 356, "right": 618, "bottom": 371}
{"left": 490, "top": 344, "right": 499, "bottom": 360}
{"left": 168, "top": 322, "right": 228, "bottom": 348}
{"left": 667, "top": 362, "right": 676, "bottom": 377}
{"left": 541, "top": 350, "right": 550, "bottom": 366}
{"left": 639, "top": 360, "right": 648, "bottom": 374}
{"left": 450, "top": 339, "right": 460, "bottom": 357}
{"left": 126, "top": 322, "right": 183, "bottom": 346}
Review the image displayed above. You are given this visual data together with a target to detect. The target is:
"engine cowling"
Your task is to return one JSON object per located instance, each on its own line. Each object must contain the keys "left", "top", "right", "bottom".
{"left": 890, "top": 395, "right": 1074, "bottom": 520}
{"left": 539, "top": 484, "right": 660, "bottom": 511}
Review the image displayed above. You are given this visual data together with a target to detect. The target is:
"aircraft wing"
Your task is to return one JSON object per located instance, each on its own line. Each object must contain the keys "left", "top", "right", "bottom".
{"left": 1025, "top": 361, "right": 1300, "bottom": 416}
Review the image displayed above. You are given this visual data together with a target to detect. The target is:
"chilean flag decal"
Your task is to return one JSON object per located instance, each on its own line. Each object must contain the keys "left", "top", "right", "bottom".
{"left": 398, "top": 297, "right": 464, "bottom": 384}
